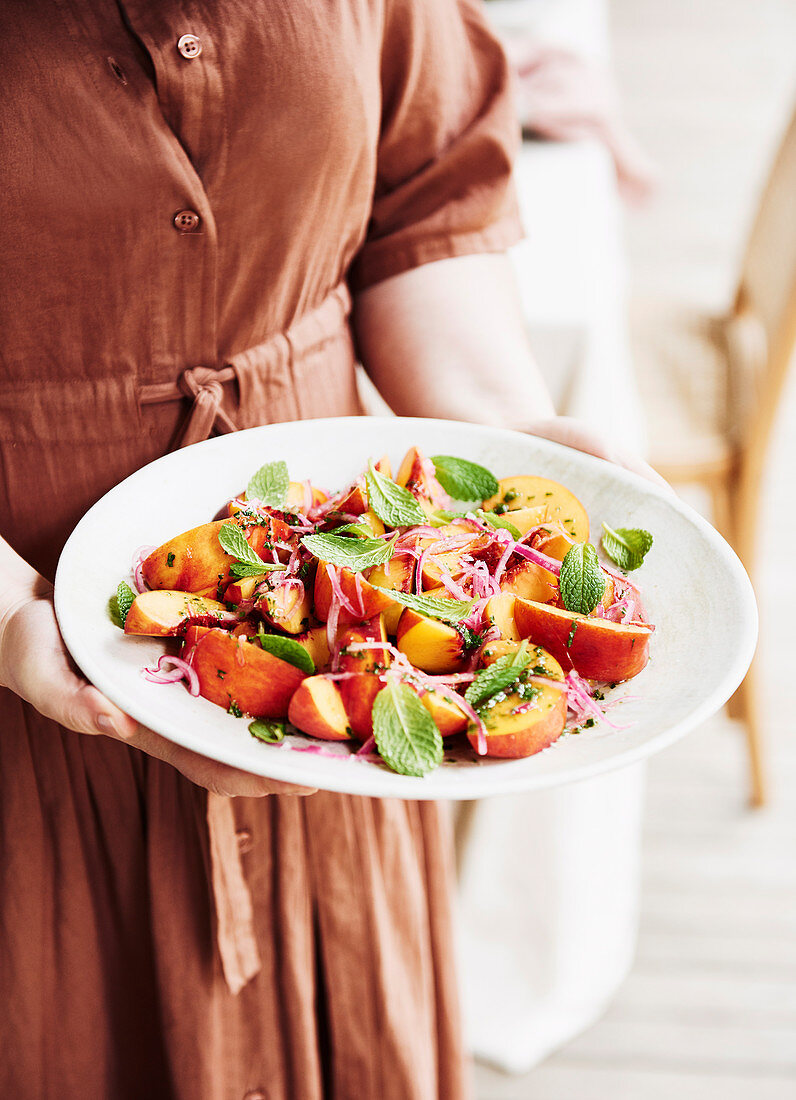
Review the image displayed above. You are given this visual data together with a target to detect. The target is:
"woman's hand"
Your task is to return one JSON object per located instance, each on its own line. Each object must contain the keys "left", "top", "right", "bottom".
{"left": 0, "top": 583, "right": 315, "bottom": 798}
{"left": 523, "top": 415, "right": 673, "bottom": 489}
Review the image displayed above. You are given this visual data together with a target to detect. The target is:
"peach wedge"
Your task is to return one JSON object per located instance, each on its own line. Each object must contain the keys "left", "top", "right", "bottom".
{"left": 513, "top": 597, "right": 651, "bottom": 682}
{"left": 313, "top": 563, "right": 395, "bottom": 625}
{"left": 288, "top": 677, "right": 354, "bottom": 741}
{"left": 395, "top": 609, "right": 466, "bottom": 674}
{"left": 190, "top": 629, "right": 307, "bottom": 718}
{"left": 124, "top": 590, "right": 230, "bottom": 637}
{"left": 416, "top": 688, "right": 468, "bottom": 737}
{"left": 467, "top": 681, "right": 567, "bottom": 759}
{"left": 483, "top": 476, "right": 589, "bottom": 546}
{"left": 338, "top": 616, "right": 389, "bottom": 739}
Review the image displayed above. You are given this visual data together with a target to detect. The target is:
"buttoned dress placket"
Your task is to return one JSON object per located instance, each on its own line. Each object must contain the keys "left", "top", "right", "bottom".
{"left": 114, "top": 2, "right": 262, "bottom": 994}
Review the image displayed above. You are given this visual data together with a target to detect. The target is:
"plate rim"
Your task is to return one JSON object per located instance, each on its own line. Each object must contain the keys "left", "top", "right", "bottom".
{"left": 54, "top": 416, "right": 759, "bottom": 799}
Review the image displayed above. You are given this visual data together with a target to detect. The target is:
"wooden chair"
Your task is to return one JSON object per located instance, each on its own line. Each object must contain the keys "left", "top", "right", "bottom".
{"left": 634, "top": 105, "right": 796, "bottom": 807}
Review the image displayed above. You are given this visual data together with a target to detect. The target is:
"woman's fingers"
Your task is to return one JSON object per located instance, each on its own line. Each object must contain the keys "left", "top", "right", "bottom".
{"left": 1, "top": 596, "right": 316, "bottom": 798}
{"left": 525, "top": 415, "right": 675, "bottom": 491}
{"left": 109, "top": 718, "right": 316, "bottom": 797}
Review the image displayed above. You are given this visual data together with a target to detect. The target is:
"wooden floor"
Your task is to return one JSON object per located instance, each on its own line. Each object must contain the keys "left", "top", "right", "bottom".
{"left": 476, "top": 1, "right": 796, "bottom": 1096}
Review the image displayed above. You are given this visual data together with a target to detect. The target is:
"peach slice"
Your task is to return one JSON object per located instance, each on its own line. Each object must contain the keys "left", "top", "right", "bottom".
{"left": 190, "top": 629, "right": 307, "bottom": 717}
{"left": 513, "top": 597, "right": 651, "bottom": 682}
{"left": 313, "top": 563, "right": 395, "bottom": 624}
{"left": 335, "top": 456, "right": 392, "bottom": 517}
{"left": 395, "top": 609, "right": 467, "bottom": 674}
{"left": 285, "top": 481, "right": 327, "bottom": 511}
{"left": 231, "top": 621, "right": 258, "bottom": 639}
{"left": 416, "top": 688, "right": 468, "bottom": 737}
{"left": 256, "top": 579, "right": 312, "bottom": 635}
{"left": 490, "top": 505, "right": 548, "bottom": 536}
{"left": 395, "top": 446, "right": 449, "bottom": 512}
{"left": 124, "top": 590, "right": 230, "bottom": 637}
{"left": 223, "top": 574, "right": 267, "bottom": 605}
{"left": 346, "top": 509, "right": 386, "bottom": 538}
{"left": 467, "top": 681, "right": 567, "bottom": 759}
{"left": 142, "top": 520, "right": 232, "bottom": 593}
{"left": 337, "top": 477, "right": 368, "bottom": 516}
{"left": 365, "top": 556, "right": 415, "bottom": 633}
{"left": 293, "top": 625, "right": 332, "bottom": 671}
{"left": 338, "top": 616, "right": 389, "bottom": 739}
{"left": 483, "top": 476, "right": 589, "bottom": 545}
{"left": 499, "top": 558, "right": 559, "bottom": 604}
{"left": 482, "top": 593, "right": 521, "bottom": 642}
{"left": 181, "top": 623, "right": 215, "bottom": 653}
{"left": 288, "top": 676, "right": 354, "bottom": 741}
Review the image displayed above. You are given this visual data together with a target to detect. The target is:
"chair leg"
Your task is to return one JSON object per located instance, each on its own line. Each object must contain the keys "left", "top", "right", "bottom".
{"left": 708, "top": 470, "right": 735, "bottom": 543}
{"left": 712, "top": 466, "right": 766, "bottom": 806}
{"left": 731, "top": 662, "right": 766, "bottom": 808}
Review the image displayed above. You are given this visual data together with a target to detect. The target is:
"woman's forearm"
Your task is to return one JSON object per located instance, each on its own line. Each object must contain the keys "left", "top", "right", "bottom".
{"left": 352, "top": 253, "right": 555, "bottom": 427}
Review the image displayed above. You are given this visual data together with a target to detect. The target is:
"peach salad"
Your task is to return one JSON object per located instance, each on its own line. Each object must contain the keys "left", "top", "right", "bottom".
{"left": 113, "top": 447, "right": 654, "bottom": 777}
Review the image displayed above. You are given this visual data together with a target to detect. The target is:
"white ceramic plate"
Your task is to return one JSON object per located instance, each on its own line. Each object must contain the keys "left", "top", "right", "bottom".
{"left": 55, "top": 417, "right": 757, "bottom": 800}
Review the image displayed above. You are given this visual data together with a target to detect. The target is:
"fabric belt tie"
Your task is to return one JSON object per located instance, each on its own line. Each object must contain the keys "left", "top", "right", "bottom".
{"left": 140, "top": 365, "right": 239, "bottom": 448}
{"left": 138, "top": 282, "right": 352, "bottom": 995}
{"left": 137, "top": 282, "right": 352, "bottom": 996}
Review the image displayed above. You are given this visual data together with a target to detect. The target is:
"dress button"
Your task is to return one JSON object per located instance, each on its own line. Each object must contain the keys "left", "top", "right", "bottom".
{"left": 173, "top": 210, "right": 201, "bottom": 232}
{"left": 236, "top": 828, "right": 254, "bottom": 854}
{"left": 177, "top": 33, "right": 203, "bottom": 59}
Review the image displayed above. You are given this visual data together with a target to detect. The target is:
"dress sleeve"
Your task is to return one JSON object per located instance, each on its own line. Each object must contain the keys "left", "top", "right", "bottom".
{"left": 349, "top": 0, "right": 523, "bottom": 291}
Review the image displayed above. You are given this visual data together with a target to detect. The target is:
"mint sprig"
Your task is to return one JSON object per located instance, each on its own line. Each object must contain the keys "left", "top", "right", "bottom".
{"left": 115, "top": 581, "right": 136, "bottom": 627}
{"left": 249, "top": 718, "right": 286, "bottom": 743}
{"left": 373, "top": 681, "right": 443, "bottom": 777}
{"left": 246, "top": 460, "right": 289, "bottom": 508}
{"left": 431, "top": 455, "right": 499, "bottom": 502}
{"left": 369, "top": 586, "right": 475, "bottom": 623}
{"left": 559, "top": 543, "right": 606, "bottom": 615}
{"left": 257, "top": 631, "right": 314, "bottom": 674}
{"left": 330, "top": 522, "right": 374, "bottom": 538}
{"left": 365, "top": 462, "right": 426, "bottom": 527}
{"left": 219, "top": 523, "right": 267, "bottom": 566}
{"left": 601, "top": 524, "right": 653, "bottom": 572}
{"left": 464, "top": 641, "right": 530, "bottom": 708}
{"left": 301, "top": 531, "right": 397, "bottom": 573}
{"left": 219, "top": 523, "right": 285, "bottom": 580}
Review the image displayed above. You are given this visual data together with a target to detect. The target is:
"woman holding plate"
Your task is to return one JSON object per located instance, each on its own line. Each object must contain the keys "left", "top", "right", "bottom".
{"left": 0, "top": 2, "right": 646, "bottom": 1097}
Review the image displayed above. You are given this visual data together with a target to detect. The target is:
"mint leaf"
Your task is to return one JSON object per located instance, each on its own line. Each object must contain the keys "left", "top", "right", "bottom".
{"left": 330, "top": 522, "right": 373, "bottom": 538}
{"left": 365, "top": 462, "right": 426, "bottom": 527}
{"left": 246, "top": 460, "right": 289, "bottom": 508}
{"left": 249, "top": 718, "right": 285, "bottom": 743}
{"left": 559, "top": 543, "right": 606, "bottom": 614}
{"left": 116, "top": 581, "right": 136, "bottom": 627}
{"left": 301, "top": 531, "right": 397, "bottom": 573}
{"left": 257, "top": 631, "right": 314, "bottom": 674}
{"left": 230, "top": 561, "right": 284, "bottom": 579}
{"left": 431, "top": 455, "right": 499, "bottom": 502}
{"left": 373, "top": 681, "right": 443, "bottom": 777}
{"left": 601, "top": 524, "right": 653, "bottom": 572}
{"left": 369, "top": 585, "right": 475, "bottom": 623}
{"left": 219, "top": 523, "right": 265, "bottom": 567}
{"left": 464, "top": 641, "right": 529, "bottom": 708}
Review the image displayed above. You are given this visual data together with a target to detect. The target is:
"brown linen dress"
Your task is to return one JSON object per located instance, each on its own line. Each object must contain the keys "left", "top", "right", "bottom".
{"left": 0, "top": 2, "right": 521, "bottom": 1097}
